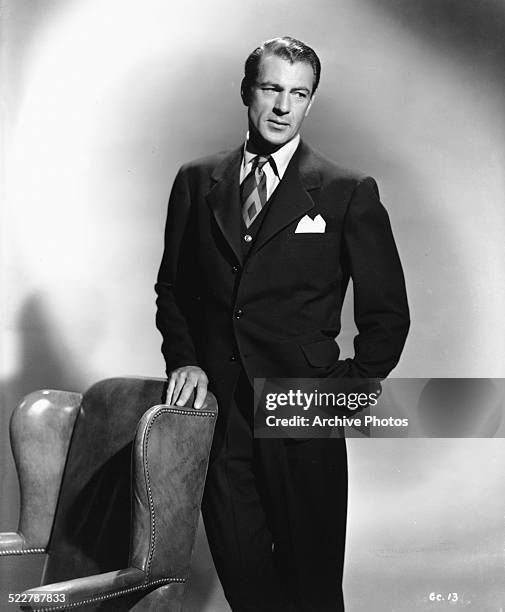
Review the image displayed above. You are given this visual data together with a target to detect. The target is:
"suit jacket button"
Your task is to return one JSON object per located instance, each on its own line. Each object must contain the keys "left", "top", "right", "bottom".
{"left": 230, "top": 355, "right": 238, "bottom": 362}
{"left": 232, "top": 265, "right": 239, "bottom": 273}
{"left": 235, "top": 309, "right": 243, "bottom": 319}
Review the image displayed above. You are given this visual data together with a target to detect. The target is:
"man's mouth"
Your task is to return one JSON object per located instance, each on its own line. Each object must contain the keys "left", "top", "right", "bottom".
{"left": 268, "top": 119, "right": 289, "bottom": 127}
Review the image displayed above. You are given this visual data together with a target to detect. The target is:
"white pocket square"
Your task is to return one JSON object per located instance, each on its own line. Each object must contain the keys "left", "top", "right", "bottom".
{"left": 295, "top": 214, "right": 326, "bottom": 233}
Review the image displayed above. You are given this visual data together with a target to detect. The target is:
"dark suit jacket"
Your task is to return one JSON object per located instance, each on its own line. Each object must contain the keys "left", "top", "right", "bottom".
{"left": 155, "top": 140, "right": 410, "bottom": 419}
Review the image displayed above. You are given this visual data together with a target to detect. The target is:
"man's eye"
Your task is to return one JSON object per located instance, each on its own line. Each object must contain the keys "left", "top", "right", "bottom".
{"left": 294, "top": 92, "right": 307, "bottom": 99}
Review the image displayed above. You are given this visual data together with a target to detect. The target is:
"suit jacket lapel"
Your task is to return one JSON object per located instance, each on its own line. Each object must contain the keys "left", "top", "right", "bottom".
{"left": 205, "top": 146, "right": 243, "bottom": 264}
{"left": 249, "top": 140, "right": 321, "bottom": 257}
{"left": 205, "top": 140, "right": 321, "bottom": 263}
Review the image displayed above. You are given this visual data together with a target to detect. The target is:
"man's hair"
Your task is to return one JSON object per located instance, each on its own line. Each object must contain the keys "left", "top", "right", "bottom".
{"left": 243, "top": 36, "right": 321, "bottom": 98}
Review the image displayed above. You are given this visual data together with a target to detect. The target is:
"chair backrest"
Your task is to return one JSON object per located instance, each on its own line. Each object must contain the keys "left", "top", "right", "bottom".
{"left": 130, "top": 401, "right": 217, "bottom": 582}
{"left": 42, "top": 377, "right": 167, "bottom": 584}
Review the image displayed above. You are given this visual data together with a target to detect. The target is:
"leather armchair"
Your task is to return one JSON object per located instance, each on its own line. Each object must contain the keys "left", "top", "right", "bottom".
{"left": 0, "top": 377, "right": 217, "bottom": 611}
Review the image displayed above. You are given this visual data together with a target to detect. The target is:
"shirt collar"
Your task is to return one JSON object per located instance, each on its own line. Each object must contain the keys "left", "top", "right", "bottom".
{"left": 242, "top": 133, "right": 301, "bottom": 180}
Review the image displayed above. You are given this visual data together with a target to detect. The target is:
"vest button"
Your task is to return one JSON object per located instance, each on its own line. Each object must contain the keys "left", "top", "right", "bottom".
{"left": 244, "top": 234, "right": 252, "bottom": 243}
{"left": 232, "top": 265, "right": 239, "bottom": 273}
{"left": 235, "top": 309, "right": 243, "bottom": 319}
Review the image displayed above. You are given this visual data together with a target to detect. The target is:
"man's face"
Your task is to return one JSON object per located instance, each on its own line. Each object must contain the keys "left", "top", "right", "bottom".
{"left": 244, "top": 54, "right": 315, "bottom": 150}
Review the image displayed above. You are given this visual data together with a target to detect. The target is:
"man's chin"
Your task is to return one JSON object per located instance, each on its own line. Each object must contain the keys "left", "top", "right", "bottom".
{"left": 248, "top": 125, "right": 295, "bottom": 153}
{"left": 259, "top": 130, "right": 294, "bottom": 150}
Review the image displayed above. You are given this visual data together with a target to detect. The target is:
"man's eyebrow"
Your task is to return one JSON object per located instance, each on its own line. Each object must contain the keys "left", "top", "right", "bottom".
{"left": 257, "top": 80, "right": 281, "bottom": 88}
{"left": 257, "top": 81, "right": 311, "bottom": 93}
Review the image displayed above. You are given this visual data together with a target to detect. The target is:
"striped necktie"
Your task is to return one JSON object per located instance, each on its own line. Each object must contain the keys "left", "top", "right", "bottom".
{"left": 241, "top": 155, "right": 271, "bottom": 228}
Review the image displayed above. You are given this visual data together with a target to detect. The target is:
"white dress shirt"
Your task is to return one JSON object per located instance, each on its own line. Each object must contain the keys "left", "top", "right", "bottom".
{"left": 239, "top": 134, "right": 300, "bottom": 201}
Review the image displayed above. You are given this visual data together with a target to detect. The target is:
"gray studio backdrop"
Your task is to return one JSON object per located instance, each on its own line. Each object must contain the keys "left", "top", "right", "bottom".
{"left": 1, "top": 0, "right": 504, "bottom": 610}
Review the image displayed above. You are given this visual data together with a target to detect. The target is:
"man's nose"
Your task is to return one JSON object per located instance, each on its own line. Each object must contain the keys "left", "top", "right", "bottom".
{"left": 273, "top": 91, "right": 290, "bottom": 115}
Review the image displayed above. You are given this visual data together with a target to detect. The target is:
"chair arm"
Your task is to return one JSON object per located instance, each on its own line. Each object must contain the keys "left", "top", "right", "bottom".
{"left": 9, "top": 390, "right": 82, "bottom": 551}
{"left": 0, "top": 532, "right": 44, "bottom": 555}
{"left": 20, "top": 567, "right": 183, "bottom": 611}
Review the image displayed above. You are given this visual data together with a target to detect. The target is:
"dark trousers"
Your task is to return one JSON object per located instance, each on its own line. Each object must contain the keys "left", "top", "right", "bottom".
{"left": 201, "top": 371, "right": 348, "bottom": 611}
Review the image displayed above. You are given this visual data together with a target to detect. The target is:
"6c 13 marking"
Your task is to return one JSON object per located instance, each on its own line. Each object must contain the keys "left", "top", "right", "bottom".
{"left": 429, "top": 592, "right": 459, "bottom": 603}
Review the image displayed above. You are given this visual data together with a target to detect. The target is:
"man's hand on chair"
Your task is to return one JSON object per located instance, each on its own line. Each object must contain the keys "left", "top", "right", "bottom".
{"left": 166, "top": 366, "right": 209, "bottom": 409}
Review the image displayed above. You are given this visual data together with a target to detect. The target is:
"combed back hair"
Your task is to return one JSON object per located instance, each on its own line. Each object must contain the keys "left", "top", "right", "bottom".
{"left": 243, "top": 36, "right": 321, "bottom": 96}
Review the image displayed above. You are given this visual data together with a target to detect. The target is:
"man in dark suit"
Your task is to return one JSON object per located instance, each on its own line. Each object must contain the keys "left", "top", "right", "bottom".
{"left": 155, "top": 36, "right": 409, "bottom": 611}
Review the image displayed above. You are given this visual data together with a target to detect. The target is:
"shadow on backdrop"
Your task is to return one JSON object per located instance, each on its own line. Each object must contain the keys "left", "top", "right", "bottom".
{"left": 0, "top": 295, "right": 87, "bottom": 604}
{"left": 367, "top": 0, "right": 505, "bottom": 82}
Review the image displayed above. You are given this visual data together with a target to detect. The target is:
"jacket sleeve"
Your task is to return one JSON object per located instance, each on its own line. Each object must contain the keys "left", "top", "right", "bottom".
{"left": 329, "top": 176, "right": 410, "bottom": 379}
{"left": 155, "top": 166, "right": 203, "bottom": 375}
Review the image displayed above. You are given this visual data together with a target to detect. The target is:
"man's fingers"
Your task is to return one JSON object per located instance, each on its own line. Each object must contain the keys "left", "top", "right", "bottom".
{"left": 171, "top": 372, "right": 187, "bottom": 405}
{"left": 167, "top": 367, "right": 208, "bottom": 408}
{"left": 175, "top": 377, "right": 196, "bottom": 407}
{"left": 193, "top": 379, "right": 208, "bottom": 409}
{"left": 166, "top": 376, "right": 176, "bottom": 405}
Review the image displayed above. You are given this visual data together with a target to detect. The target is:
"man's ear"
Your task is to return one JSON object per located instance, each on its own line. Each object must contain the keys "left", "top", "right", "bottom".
{"left": 240, "top": 78, "right": 250, "bottom": 106}
{"left": 305, "top": 93, "right": 316, "bottom": 117}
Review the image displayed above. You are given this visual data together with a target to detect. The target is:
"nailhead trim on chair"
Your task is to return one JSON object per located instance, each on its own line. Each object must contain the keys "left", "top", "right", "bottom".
{"left": 0, "top": 548, "right": 45, "bottom": 555}
{"left": 158, "top": 408, "right": 217, "bottom": 418}
{"left": 29, "top": 577, "right": 185, "bottom": 611}
{"left": 142, "top": 407, "right": 216, "bottom": 579}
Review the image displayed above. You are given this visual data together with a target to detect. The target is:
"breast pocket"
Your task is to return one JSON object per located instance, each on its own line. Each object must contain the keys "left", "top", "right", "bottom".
{"left": 282, "top": 232, "right": 340, "bottom": 272}
{"left": 285, "top": 232, "right": 336, "bottom": 245}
